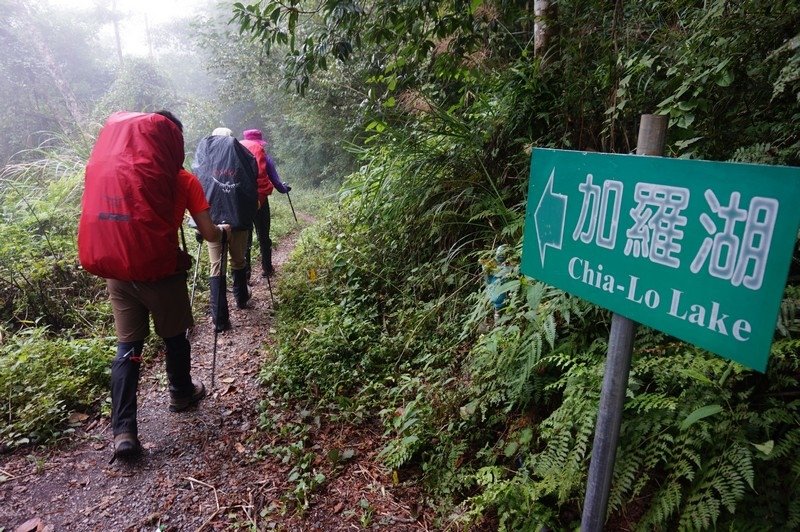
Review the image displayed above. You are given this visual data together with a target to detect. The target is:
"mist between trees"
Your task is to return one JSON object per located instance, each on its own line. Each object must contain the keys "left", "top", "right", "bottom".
{"left": 1, "top": 0, "right": 357, "bottom": 187}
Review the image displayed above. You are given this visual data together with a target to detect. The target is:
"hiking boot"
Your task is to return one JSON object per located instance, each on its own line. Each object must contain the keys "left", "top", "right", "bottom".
{"left": 236, "top": 287, "right": 252, "bottom": 309}
{"left": 232, "top": 269, "right": 252, "bottom": 309}
{"left": 113, "top": 432, "right": 141, "bottom": 459}
{"left": 169, "top": 380, "right": 206, "bottom": 412}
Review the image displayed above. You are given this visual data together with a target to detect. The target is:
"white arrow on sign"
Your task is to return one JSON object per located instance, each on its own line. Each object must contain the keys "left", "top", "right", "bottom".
{"left": 533, "top": 168, "right": 568, "bottom": 267}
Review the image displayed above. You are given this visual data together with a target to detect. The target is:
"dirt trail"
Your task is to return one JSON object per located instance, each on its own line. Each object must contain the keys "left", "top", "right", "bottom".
{"left": 0, "top": 220, "right": 429, "bottom": 531}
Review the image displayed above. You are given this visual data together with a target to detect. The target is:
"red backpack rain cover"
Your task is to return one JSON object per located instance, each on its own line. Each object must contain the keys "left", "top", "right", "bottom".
{"left": 78, "top": 112, "right": 185, "bottom": 281}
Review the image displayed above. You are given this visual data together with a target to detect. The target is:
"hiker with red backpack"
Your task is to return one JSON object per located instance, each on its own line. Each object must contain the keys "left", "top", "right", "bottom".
{"left": 192, "top": 127, "right": 259, "bottom": 331}
{"left": 240, "top": 128, "right": 291, "bottom": 278}
{"left": 78, "top": 110, "right": 232, "bottom": 460}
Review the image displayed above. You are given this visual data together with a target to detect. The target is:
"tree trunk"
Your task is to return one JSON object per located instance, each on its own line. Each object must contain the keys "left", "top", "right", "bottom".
{"left": 19, "top": 5, "right": 86, "bottom": 134}
{"left": 112, "top": 0, "right": 124, "bottom": 65}
{"left": 534, "top": 0, "right": 556, "bottom": 64}
{"left": 145, "top": 13, "right": 154, "bottom": 61}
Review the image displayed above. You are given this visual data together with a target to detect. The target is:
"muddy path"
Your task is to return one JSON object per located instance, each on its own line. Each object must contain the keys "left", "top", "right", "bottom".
{"left": 0, "top": 219, "right": 431, "bottom": 531}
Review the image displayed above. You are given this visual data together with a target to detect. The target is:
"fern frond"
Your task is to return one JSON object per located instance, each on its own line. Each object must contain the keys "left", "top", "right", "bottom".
{"left": 637, "top": 480, "right": 683, "bottom": 531}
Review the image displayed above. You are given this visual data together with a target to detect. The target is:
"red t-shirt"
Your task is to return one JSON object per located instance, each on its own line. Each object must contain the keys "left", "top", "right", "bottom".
{"left": 176, "top": 169, "right": 210, "bottom": 227}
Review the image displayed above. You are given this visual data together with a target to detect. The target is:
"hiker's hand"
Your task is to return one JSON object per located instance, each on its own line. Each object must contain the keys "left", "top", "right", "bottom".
{"left": 194, "top": 231, "right": 203, "bottom": 243}
{"left": 284, "top": 183, "right": 292, "bottom": 193}
{"left": 218, "top": 224, "right": 232, "bottom": 244}
{"left": 194, "top": 210, "right": 223, "bottom": 243}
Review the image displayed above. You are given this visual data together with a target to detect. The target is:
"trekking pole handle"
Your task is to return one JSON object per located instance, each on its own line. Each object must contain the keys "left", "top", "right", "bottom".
{"left": 217, "top": 224, "right": 230, "bottom": 244}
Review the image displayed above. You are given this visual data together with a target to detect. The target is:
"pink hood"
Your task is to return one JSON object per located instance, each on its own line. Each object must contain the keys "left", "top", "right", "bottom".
{"left": 242, "top": 129, "right": 267, "bottom": 147}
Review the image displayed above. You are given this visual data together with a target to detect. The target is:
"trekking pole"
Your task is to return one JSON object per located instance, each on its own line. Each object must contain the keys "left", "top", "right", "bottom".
{"left": 265, "top": 270, "right": 276, "bottom": 307}
{"left": 190, "top": 237, "right": 203, "bottom": 310}
{"left": 211, "top": 231, "right": 228, "bottom": 391}
{"left": 286, "top": 190, "right": 298, "bottom": 223}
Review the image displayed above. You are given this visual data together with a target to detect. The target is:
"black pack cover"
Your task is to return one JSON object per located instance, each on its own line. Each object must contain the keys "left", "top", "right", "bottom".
{"left": 192, "top": 135, "right": 258, "bottom": 230}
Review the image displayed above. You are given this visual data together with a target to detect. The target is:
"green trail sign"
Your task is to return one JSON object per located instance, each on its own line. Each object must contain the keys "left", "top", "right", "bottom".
{"left": 521, "top": 148, "right": 800, "bottom": 372}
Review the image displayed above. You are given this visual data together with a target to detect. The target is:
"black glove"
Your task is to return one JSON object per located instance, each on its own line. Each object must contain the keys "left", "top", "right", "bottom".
{"left": 284, "top": 183, "right": 292, "bottom": 193}
{"left": 195, "top": 231, "right": 203, "bottom": 243}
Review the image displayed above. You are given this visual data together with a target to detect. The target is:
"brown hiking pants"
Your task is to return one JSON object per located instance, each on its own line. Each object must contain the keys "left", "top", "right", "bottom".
{"left": 106, "top": 273, "right": 193, "bottom": 343}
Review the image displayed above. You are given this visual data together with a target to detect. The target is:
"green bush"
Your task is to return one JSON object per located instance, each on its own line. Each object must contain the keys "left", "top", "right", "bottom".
{"left": 0, "top": 327, "right": 112, "bottom": 448}
{"left": 0, "top": 138, "right": 117, "bottom": 450}
{"left": 0, "top": 140, "right": 111, "bottom": 334}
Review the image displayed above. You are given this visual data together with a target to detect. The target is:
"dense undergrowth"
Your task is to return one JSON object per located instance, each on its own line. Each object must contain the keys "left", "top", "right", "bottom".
{"left": 260, "top": 1, "right": 800, "bottom": 529}
{"left": 0, "top": 138, "right": 114, "bottom": 449}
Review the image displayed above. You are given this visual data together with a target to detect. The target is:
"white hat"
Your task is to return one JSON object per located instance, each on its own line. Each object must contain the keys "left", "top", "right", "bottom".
{"left": 212, "top": 127, "right": 233, "bottom": 136}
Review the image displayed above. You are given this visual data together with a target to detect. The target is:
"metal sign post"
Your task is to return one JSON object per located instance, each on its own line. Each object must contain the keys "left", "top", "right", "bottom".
{"left": 581, "top": 311, "right": 636, "bottom": 530}
{"left": 580, "top": 115, "right": 666, "bottom": 530}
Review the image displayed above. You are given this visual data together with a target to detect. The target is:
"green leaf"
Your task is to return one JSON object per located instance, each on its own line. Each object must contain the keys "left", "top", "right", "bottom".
{"left": 327, "top": 448, "right": 340, "bottom": 463}
{"left": 752, "top": 440, "right": 774, "bottom": 456}
{"left": 401, "top": 435, "right": 418, "bottom": 446}
{"left": 676, "top": 113, "right": 695, "bottom": 129}
{"left": 681, "top": 404, "right": 723, "bottom": 430}
{"left": 678, "top": 367, "right": 714, "bottom": 385}
{"left": 504, "top": 441, "right": 518, "bottom": 457}
{"left": 673, "top": 137, "right": 704, "bottom": 150}
{"left": 525, "top": 282, "right": 544, "bottom": 310}
{"left": 716, "top": 70, "right": 734, "bottom": 87}
{"left": 488, "top": 279, "right": 519, "bottom": 302}
{"left": 460, "top": 399, "right": 479, "bottom": 419}
{"left": 543, "top": 314, "right": 556, "bottom": 348}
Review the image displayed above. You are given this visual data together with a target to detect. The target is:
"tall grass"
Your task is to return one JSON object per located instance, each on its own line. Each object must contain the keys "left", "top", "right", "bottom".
{"left": 0, "top": 133, "right": 113, "bottom": 451}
